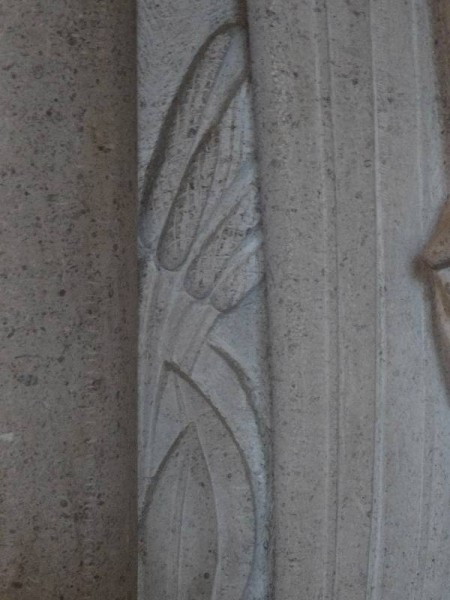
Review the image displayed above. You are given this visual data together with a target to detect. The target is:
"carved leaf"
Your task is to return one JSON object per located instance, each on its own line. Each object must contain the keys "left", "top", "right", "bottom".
{"left": 139, "top": 423, "right": 218, "bottom": 600}
{"left": 210, "top": 232, "right": 264, "bottom": 312}
{"left": 184, "top": 173, "right": 259, "bottom": 299}
{"left": 157, "top": 74, "right": 256, "bottom": 273}
{"left": 174, "top": 370, "right": 256, "bottom": 600}
{"left": 139, "top": 25, "right": 248, "bottom": 255}
{"left": 192, "top": 343, "right": 271, "bottom": 600}
{"left": 431, "top": 269, "right": 450, "bottom": 373}
{"left": 138, "top": 18, "right": 270, "bottom": 600}
{"left": 422, "top": 204, "right": 450, "bottom": 387}
{"left": 434, "top": 269, "right": 450, "bottom": 317}
{"left": 422, "top": 197, "right": 450, "bottom": 269}
{"left": 157, "top": 129, "right": 221, "bottom": 270}
{"left": 142, "top": 367, "right": 188, "bottom": 490}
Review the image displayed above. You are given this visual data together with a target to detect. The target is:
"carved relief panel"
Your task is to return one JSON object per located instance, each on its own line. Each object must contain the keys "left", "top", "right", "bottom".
{"left": 137, "top": 4, "right": 271, "bottom": 599}
{"left": 138, "top": 2, "right": 450, "bottom": 600}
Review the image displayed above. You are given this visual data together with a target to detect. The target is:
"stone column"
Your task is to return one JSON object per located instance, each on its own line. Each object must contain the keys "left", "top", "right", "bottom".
{"left": 0, "top": 2, "right": 137, "bottom": 599}
{"left": 248, "top": 0, "right": 450, "bottom": 599}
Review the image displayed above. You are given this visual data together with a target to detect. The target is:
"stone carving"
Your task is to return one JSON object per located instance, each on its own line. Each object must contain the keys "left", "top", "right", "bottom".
{"left": 423, "top": 200, "right": 450, "bottom": 373}
{"left": 246, "top": 0, "right": 450, "bottom": 598}
{"left": 138, "top": 20, "right": 271, "bottom": 600}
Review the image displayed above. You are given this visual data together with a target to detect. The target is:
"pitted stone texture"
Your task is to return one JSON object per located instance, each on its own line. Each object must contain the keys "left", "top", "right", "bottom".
{"left": 0, "top": 2, "right": 137, "bottom": 599}
{"left": 137, "top": 2, "right": 271, "bottom": 599}
{"left": 248, "top": 0, "right": 450, "bottom": 599}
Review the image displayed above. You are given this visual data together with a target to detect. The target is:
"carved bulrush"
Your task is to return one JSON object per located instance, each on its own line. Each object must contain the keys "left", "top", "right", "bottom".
{"left": 138, "top": 22, "right": 271, "bottom": 600}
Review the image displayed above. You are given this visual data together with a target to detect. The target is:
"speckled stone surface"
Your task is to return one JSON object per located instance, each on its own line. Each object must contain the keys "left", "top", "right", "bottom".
{"left": 5, "top": 0, "right": 450, "bottom": 598}
{"left": 0, "top": 2, "right": 137, "bottom": 599}
{"left": 247, "top": 1, "right": 450, "bottom": 599}
{"left": 137, "top": 3, "right": 272, "bottom": 599}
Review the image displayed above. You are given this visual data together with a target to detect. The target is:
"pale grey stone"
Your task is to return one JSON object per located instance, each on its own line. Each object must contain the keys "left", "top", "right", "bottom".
{"left": 4, "top": 0, "right": 450, "bottom": 598}
{"left": 247, "top": 0, "right": 450, "bottom": 599}
{"left": 137, "top": 0, "right": 450, "bottom": 598}
{"left": 137, "top": 3, "right": 271, "bottom": 599}
{"left": 0, "top": 1, "right": 137, "bottom": 599}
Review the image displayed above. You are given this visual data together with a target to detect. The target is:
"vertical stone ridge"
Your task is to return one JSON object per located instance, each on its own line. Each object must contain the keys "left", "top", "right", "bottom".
{"left": 366, "top": 0, "right": 444, "bottom": 598}
{"left": 325, "top": 2, "right": 379, "bottom": 596}
{"left": 314, "top": 1, "right": 340, "bottom": 597}
{"left": 247, "top": 2, "right": 342, "bottom": 598}
{"left": 410, "top": 2, "right": 433, "bottom": 598}
{"left": 366, "top": 0, "right": 386, "bottom": 596}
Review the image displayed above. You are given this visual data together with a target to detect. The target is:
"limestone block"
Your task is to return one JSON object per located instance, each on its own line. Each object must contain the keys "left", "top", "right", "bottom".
{"left": 0, "top": 1, "right": 137, "bottom": 598}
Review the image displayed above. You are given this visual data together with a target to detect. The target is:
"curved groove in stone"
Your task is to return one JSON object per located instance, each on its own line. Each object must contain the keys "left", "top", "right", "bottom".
{"left": 139, "top": 23, "right": 247, "bottom": 254}
{"left": 166, "top": 361, "right": 257, "bottom": 600}
{"left": 138, "top": 423, "right": 193, "bottom": 530}
{"left": 210, "top": 229, "right": 264, "bottom": 312}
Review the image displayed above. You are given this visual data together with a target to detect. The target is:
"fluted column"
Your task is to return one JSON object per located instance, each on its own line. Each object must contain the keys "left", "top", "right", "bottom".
{"left": 248, "top": 1, "right": 450, "bottom": 599}
{"left": 0, "top": 2, "right": 137, "bottom": 599}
